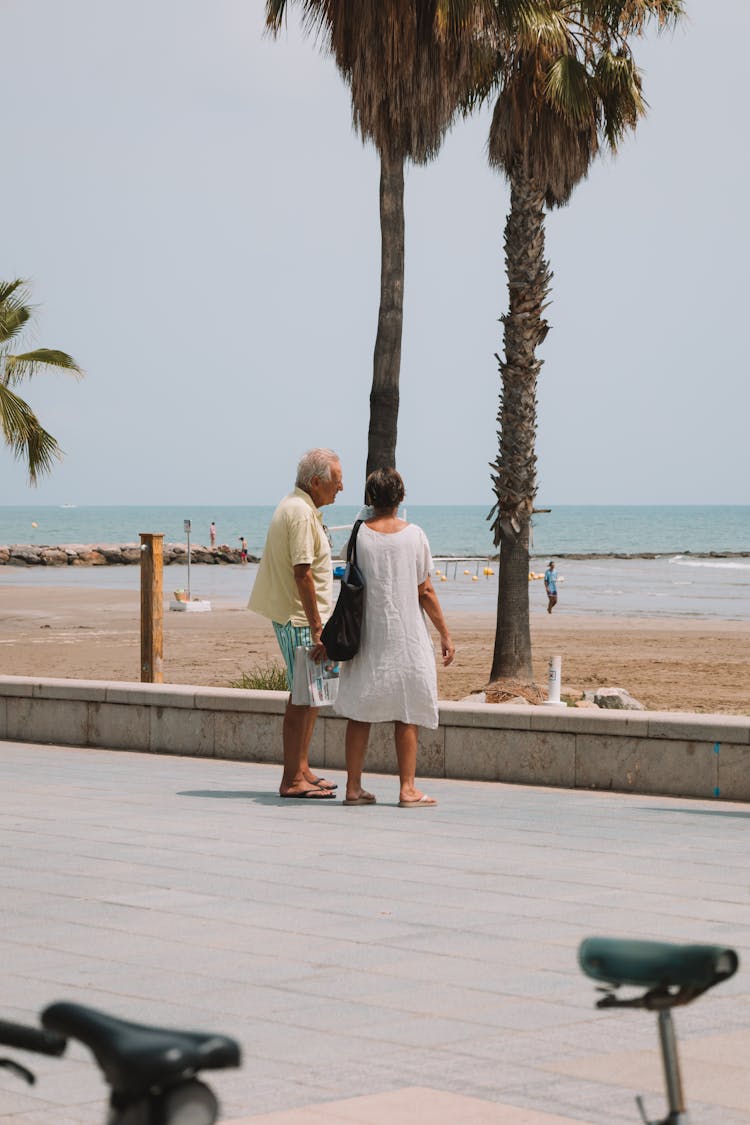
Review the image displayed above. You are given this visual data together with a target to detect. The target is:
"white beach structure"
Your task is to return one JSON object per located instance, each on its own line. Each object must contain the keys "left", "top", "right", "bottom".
{"left": 168, "top": 518, "right": 211, "bottom": 613}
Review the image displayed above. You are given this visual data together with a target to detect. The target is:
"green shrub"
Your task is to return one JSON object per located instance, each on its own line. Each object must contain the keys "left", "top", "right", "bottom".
{"left": 231, "top": 663, "right": 288, "bottom": 692}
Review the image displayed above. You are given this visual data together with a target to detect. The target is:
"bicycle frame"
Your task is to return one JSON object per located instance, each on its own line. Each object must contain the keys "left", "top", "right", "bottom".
{"left": 635, "top": 1009, "right": 688, "bottom": 1125}
{"left": 1, "top": 1004, "right": 240, "bottom": 1125}
{"left": 107, "top": 1079, "right": 220, "bottom": 1125}
{"left": 579, "top": 937, "right": 739, "bottom": 1125}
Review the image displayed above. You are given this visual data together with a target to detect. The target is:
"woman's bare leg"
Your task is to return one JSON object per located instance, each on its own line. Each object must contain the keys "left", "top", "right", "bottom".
{"left": 345, "top": 720, "right": 374, "bottom": 802}
{"left": 395, "top": 722, "right": 435, "bottom": 805}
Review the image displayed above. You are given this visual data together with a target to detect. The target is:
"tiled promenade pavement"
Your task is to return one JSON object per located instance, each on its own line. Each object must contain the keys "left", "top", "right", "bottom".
{"left": 1, "top": 741, "right": 749, "bottom": 1125}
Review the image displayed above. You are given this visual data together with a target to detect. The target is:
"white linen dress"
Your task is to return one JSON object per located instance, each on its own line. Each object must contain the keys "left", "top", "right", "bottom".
{"left": 333, "top": 522, "right": 439, "bottom": 728}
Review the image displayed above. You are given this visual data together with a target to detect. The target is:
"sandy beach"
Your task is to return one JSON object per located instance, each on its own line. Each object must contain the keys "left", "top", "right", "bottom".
{"left": 1, "top": 584, "right": 747, "bottom": 714}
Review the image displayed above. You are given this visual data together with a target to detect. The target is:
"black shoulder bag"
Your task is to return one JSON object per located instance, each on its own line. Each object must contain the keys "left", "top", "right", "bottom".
{"left": 321, "top": 520, "right": 364, "bottom": 661}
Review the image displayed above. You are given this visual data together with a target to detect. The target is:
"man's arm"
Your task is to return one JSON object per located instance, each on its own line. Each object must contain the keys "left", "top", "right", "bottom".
{"left": 293, "top": 563, "right": 323, "bottom": 643}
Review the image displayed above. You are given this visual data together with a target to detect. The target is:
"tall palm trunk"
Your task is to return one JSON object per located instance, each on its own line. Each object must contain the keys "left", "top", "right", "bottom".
{"left": 366, "top": 147, "right": 405, "bottom": 476}
{"left": 490, "top": 161, "right": 550, "bottom": 681}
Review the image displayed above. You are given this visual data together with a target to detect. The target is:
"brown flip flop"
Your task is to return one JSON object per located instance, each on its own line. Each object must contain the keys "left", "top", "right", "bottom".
{"left": 398, "top": 795, "right": 437, "bottom": 808}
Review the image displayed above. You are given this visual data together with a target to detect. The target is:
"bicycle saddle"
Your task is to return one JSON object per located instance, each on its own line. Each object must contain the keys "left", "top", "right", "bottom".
{"left": 41, "top": 1002, "right": 241, "bottom": 1096}
{"left": 579, "top": 937, "right": 738, "bottom": 1005}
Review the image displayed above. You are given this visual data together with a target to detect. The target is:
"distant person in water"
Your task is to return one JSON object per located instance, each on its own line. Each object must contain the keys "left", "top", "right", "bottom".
{"left": 544, "top": 560, "right": 558, "bottom": 613}
{"left": 239, "top": 536, "right": 248, "bottom": 563}
{"left": 209, "top": 521, "right": 216, "bottom": 547}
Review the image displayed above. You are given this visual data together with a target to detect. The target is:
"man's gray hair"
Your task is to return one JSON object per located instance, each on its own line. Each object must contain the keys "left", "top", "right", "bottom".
{"left": 296, "top": 448, "right": 340, "bottom": 490}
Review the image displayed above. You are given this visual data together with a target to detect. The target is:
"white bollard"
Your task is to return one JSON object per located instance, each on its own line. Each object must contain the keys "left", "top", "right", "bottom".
{"left": 544, "top": 655, "right": 567, "bottom": 707}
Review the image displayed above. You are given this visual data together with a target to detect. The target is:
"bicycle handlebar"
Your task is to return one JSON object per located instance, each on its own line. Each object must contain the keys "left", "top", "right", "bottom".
{"left": 0, "top": 1019, "right": 67, "bottom": 1057}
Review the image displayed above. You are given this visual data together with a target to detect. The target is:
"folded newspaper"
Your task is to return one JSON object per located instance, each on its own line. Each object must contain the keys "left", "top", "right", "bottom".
{"left": 291, "top": 646, "right": 340, "bottom": 707}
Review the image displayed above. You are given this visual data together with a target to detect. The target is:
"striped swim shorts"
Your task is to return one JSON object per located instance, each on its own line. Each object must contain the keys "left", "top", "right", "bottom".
{"left": 272, "top": 620, "right": 313, "bottom": 688}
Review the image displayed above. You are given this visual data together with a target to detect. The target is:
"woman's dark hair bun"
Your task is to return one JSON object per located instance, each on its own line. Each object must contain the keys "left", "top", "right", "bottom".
{"left": 365, "top": 467, "right": 405, "bottom": 510}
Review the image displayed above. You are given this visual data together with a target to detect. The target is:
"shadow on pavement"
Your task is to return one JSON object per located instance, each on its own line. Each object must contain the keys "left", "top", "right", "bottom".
{"left": 646, "top": 807, "right": 750, "bottom": 819}
{"left": 177, "top": 789, "right": 338, "bottom": 805}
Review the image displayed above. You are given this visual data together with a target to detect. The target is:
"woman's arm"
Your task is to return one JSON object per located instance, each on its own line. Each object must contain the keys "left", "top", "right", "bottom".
{"left": 418, "top": 576, "right": 456, "bottom": 666}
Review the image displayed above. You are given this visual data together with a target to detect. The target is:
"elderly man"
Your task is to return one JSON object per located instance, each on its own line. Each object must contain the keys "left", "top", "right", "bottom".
{"left": 249, "top": 449, "right": 343, "bottom": 798}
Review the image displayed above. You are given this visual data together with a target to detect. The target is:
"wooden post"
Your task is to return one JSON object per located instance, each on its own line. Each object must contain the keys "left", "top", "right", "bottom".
{"left": 140, "top": 533, "right": 164, "bottom": 683}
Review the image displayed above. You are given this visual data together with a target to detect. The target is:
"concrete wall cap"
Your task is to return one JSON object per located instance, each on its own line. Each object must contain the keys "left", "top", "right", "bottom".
{"left": 194, "top": 688, "right": 287, "bottom": 714}
{"left": 104, "top": 684, "right": 197, "bottom": 708}
{"left": 438, "top": 701, "right": 534, "bottom": 730}
{"left": 34, "top": 679, "right": 109, "bottom": 702}
{"left": 0, "top": 676, "right": 36, "bottom": 697}
{"left": 646, "top": 713, "right": 750, "bottom": 745}
{"left": 529, "top": 709, "right": 642, "bottom": 735}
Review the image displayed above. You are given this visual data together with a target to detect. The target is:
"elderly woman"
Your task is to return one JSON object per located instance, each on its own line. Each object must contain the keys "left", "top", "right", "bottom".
{"left": 333, "top": 468, "right": 455, "bottom": 807}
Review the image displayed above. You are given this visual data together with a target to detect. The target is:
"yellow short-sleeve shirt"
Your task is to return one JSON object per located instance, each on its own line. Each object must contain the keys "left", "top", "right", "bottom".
{"left": 248, "top": 488, "right": 333, "bottom": 627}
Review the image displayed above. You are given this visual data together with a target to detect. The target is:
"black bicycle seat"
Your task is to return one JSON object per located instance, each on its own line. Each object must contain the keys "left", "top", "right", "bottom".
{"left": 579, "top": 937, "right": 738, "bottom": 996}
{"left": 41, "top": 1002, "right": 241, "bottom": 1096}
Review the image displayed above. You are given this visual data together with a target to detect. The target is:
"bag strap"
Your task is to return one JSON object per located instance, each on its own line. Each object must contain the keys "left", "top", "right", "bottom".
{"left": 345, "top": 519, "right": 363, "bottom": 569}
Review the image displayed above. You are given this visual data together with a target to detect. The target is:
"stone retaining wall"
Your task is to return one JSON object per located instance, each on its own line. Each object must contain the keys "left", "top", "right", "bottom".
{"left": 0, "top": 544, "right": 259, "bottom": 566}
{"left": 4, "top": 546, "right": 750, "bottom": 567}
{"left": 1, "top": 675, "right": 748, "bottom": 802}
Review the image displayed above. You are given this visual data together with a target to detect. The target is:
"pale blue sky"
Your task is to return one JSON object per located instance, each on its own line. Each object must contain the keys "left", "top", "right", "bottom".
{"left": 2, "top": 0, "right": 748, "bottom": 507}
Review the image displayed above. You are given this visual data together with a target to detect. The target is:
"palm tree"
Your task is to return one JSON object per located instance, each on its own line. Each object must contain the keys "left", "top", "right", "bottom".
{"left": 0, "top": 280, "right": 83, "bottom": 485}
{"left": 479, "top": 0, "right": 683, "bottom": 682}
{"left": 266, "top": 1, "right": 502, "bottom": 476}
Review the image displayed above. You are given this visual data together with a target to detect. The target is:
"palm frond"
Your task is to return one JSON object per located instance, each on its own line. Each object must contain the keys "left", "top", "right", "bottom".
{"left": 3, "top": 349, "right": 84, "bottom": 386}
{"left": 545, "top": 53, "right": 596, "bottom": 126}
{"left": 579, "top": 0, "right": 684, "bottom": 38}
{"left": 265, "top": 0, "right": 287, "bottom": 32}
{"left": 0, "top": 279, "right": 81, "bottom": 483}
{"left": 266, "top": 0, "right": 506, "bottom": 164}
{"left": 0, "top": 279, "right": 26, "bottom": 306}
{"left": 0, "top": 279, "right": 33, "bottom": 346}
{"left": 489, "top": 47, "right": 599, "bottom": 204}
{"left": 595, "top": 49, "right": 644, "bottom": 147}
{"left": 512, "top": 5, "right": 570, "bottom": 54}
{"left": 437, "top": 0, "right": 561, "bottom": 42}
{"left": 0, "top": 382, "right": 62, "bottom": 485}
{"left": 24, "top": 423, "right": 63, "bottom": 485}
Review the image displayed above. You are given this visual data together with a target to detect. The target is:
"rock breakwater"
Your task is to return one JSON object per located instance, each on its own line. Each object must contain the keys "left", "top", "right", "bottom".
{"left": 0, "top": 544, "right": 259, "bottom": 567}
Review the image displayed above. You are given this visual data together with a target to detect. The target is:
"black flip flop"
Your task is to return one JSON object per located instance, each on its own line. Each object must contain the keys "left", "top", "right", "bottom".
{"left": 279, "top": 788, "right": 336, "bottom": 800}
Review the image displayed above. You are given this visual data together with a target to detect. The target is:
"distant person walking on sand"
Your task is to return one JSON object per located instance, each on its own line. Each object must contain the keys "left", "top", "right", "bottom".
{"left": 209, "top": 521, "right": 216, "bottom": 547}
{"left": 544, "top": 560, "right": 558, "bottom": 613}
{"left": 334, "top": 468, "right": 455, "bottom": 809}
{"left": 249, "top": 448, "right": 343, "bottom": 799}
{"left": 239, "top": 536, "right": 248, "bottom": 563}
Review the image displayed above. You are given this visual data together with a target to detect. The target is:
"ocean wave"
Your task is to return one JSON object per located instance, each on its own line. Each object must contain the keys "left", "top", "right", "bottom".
{"left": 670, "top": 555, "right": 750, "bottom": 571}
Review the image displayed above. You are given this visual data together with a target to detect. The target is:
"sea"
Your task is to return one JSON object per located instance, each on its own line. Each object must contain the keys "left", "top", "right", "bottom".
{"left": 1, "top": 504, "right": 749, "bottom": 621}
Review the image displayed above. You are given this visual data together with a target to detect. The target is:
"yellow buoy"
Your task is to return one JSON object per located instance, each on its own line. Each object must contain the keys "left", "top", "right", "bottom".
{"left": 483, "top": 567, "right": 495, "bottom": 577}
{"left": 463, "top": 569, "right": 470, "bottom": 575}
{"left": 435, "top": 568, "right": 441, "bottom": 576}
{"left": 31, "top": 522, "right": 38, "bottom": 528}
{"left": 440, "top": 575, "right": 447, "bottom": 582}
{"left": 472, "top": 575, "right": 479, "bottom": 582}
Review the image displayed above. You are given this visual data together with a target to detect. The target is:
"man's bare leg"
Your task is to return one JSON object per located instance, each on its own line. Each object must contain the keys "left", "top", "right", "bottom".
{"left": 299, "top": 706, "right": 325, "bottom": 786}
{"left": 281, "top": 701, "right": 323, "bottom": 796}
{"left": 395, "top": 721, "right": 436, "bottom": 806}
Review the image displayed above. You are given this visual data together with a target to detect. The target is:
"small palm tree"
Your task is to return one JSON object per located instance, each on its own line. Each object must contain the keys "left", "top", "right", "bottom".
{"left": 479, "top": 0, "right": 683, "bottom": 681}
{"left": 0, "top": 280, "right": 83, "bottom": 485}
